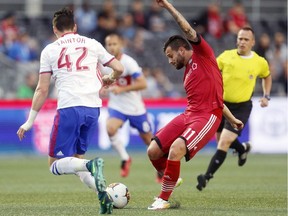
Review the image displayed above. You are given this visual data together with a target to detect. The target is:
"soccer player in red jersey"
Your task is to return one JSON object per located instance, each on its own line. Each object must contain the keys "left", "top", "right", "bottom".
{"left": 147, "top": 0, "right": 244, "bottom": 210}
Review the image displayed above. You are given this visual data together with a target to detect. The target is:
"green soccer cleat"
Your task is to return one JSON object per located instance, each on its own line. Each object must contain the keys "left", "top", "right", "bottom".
{"left": 87, "top": 158, "right": 112, "bottom": 214}
{"left": 98, "top": 191, "right": 113, "bottom": 214}
{"left": 86, "top": 157, "right": 107, "bottom": 193}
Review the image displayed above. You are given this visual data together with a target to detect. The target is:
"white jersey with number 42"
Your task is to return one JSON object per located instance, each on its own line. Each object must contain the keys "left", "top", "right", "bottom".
{"left": 39, "top": 33, "right": 114, "bottom": 109}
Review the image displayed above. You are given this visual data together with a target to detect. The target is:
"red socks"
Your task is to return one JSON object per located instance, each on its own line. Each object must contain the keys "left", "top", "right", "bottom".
{"left": 151, "top": 157, "right": 167, "bottom": 174}
{"left": 159, "top": 160, "right": 180, "bottom": 201}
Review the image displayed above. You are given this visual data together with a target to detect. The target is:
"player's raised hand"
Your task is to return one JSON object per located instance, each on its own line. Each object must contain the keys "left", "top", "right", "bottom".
{"left": 155, "top": 0, "right": 170, "bottom": 7}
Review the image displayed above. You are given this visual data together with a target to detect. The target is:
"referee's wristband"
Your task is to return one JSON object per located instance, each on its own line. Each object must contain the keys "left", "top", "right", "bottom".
{"left": 264, "top": 95, "right": 271, "bottom": 101}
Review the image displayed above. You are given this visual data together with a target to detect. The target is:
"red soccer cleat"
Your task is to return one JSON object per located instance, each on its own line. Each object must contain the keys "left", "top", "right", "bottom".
{"left": 120, "top": 157, "right": 132, "bottom": 177}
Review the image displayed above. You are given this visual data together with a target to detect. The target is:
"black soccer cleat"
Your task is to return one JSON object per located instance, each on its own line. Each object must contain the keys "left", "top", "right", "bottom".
{"left": 238, "top": 142, "right": 251, "bottom": 166}
{"left": 196, "top": 174, "right": 209, "bottom": 191}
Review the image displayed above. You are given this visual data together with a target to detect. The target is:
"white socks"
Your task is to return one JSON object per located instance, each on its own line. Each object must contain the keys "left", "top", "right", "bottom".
{"left": 110, "top": 133, "right": 129, "bottom": 161}
{"left": 50, "top": 157, "right": 89, "bottom": 175}
{"left": 76, "top": 171, "right": 96, "bottom": 191}
{"left": 50, "top": 157, "right": 97, "bottom": 191}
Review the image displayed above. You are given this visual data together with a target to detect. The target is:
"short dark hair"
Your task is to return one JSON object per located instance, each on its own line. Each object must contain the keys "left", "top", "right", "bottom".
{"left": 240, "top": 26, "right": 255, "bottom": 36}
{"left": 106, "top": 32, "right": 123, "bottom": 40}
{"left": 53, "top": 7, "right": 75, "bottom": 32}
{"left": 163, "top": 35, "right": 191, "bottom": 52}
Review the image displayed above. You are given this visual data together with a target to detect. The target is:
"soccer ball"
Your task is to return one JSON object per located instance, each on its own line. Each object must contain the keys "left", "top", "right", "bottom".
{"left": 106, "top": 183, "right": 130, "bottom": 209}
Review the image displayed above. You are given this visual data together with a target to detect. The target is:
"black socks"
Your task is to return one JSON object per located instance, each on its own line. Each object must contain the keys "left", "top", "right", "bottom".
{"left": 205, "top": 149, "right": 227, "bottom": 179}
{"left": 230, "top": 139, "right": 245, "bottom": 154}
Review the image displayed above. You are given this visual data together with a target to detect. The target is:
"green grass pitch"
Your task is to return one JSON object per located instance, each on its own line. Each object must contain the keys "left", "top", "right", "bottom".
{"left": 0, "top": 152, "right": 286, "bottom": 216}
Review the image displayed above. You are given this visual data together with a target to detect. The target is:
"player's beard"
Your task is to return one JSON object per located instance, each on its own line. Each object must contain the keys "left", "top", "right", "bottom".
{"left": 175, "top": 55, "right": 185, "bottom": 70}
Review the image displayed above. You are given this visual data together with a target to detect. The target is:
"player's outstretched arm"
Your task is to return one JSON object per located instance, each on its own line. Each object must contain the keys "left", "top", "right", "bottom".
{"left": 156, "top": 0, "right": 197, "bottom": 42}
{"left": 102, "top": 58, "right": 124, "bottom": 87}
{"left": 17, "top": 73, "right": 51, "bottom": 141}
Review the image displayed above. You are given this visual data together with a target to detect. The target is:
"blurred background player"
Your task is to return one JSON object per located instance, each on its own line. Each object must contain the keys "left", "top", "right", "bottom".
{"left": 16, "top": 7, "right": 124, "bottom": 214}
{"left": 16, "top": 72, "right": 38, "bottom": 98}
{"left": 196, "top": 26, "right": 272, "bottom": 191}
{"left": 102, "top": 33, "right": 153, "bottom": 177}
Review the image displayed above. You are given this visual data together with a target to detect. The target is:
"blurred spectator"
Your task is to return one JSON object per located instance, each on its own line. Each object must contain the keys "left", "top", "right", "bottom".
{"left": 284, "top": 60, "right": 288, "bottom": 94}
{"left": 99, "top": 0, "right": 117, "bottom": 19}
{"left": 191, "top": 1, "right": 224, "bottom": 55}
{"left": 6, "top": 28, "right": 38, "bottom": 62}
{"left": 0, "top": 11, "right": 19, "bottom": 50}
{"left": 152, "top": 67, "right": 180, "bottom": 98}
{"left": 266, "top": 32, "right": 287, "bottom": 95}
{"left": 118, "top": 12, "right": 137, "bottom": 42}
{"left": 66, "top": 3, "right": 75, "bottom": 11}
{"left": 129, "top": 0, "right": 148, "bottom": 29}
{"left": 74, "top": 0, "right": 97, "bottom": 38}
{"left": 191, "top": 1, "right": 224, "bottom": 39}
{"left": 255, "top": 33, "right": 271, "bottom": 58}
{"left": 225, "top": 0, "right": 249, "bottom": 35}
{"left": 125, "top": 28, "right": 157, "bottom": 69}
{"left": 146, "top": 1, "right": 167, "bottom": 38}
{"left": 0, "top": 28, "right": 4, "bottom": 52}
{"left": 41, "top": 33, "right": 57, "bottom": 49}
{"left": 222, "top": 0, "right": 250, "bottom": 51}
{"left": 93, "top": 11, "right": 117, "bottom": 45}
{"left": 93, "top": 1, "right": 117, "bottom": 45}
{"left": 141, "top": 67, "right": 162, "bottom": 98}
{"left": 16, "top": 72, "right": 38, "bottom": 98}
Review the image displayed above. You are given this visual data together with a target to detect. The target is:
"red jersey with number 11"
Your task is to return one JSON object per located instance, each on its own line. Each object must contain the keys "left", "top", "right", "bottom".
{"left": 184, "top": 36, "right": 223, "bottom": 114}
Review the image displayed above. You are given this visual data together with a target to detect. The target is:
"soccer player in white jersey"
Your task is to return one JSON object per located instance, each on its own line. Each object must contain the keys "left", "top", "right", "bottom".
{"left": 103, "top": 33, "right": 153, "bottom": 177}
{"left": 16, "top": 8, "right": 124, "bottom": 214}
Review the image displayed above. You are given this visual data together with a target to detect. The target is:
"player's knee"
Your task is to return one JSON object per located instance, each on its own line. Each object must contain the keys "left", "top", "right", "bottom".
{"left": 169, "top": 142, "right": 186, "bottom": 160}
{"left": 147, "top": 141, "right": 161, "bottom": 160}
{"left": 49, "top": 160, "right": 61, "bottom": 175}
{"left": 106, "top": 125, "right": 118, "bottom": 137}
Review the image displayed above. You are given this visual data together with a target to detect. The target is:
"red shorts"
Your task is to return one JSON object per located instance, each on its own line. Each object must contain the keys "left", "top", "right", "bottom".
{"left": 154, "top": 109, "right": 222, "bottom": 161}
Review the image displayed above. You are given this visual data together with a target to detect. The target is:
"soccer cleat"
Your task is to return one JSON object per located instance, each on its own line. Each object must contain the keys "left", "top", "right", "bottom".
{"left": 86, "top": 157, "right": 107, "bottom": 193}
{"left": 148, "top": 197, "right": 171, "bottom": 210}
{"left": 196, "top": 174, "right": 210, "bottom": 191}
{"left": 120, "top": 157, "right": 132, "bottom": 177}
{"left": 238, "top": 142, "right": 251, "bottom": 166}
{"left": 175, "top": 177, "right": 183, "bottom": 188}
{"left": 98, "top": 191, "right": 113, "bottom": 214}
{"left": 86, "top": 158, "right": 111, "bottom": 214}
